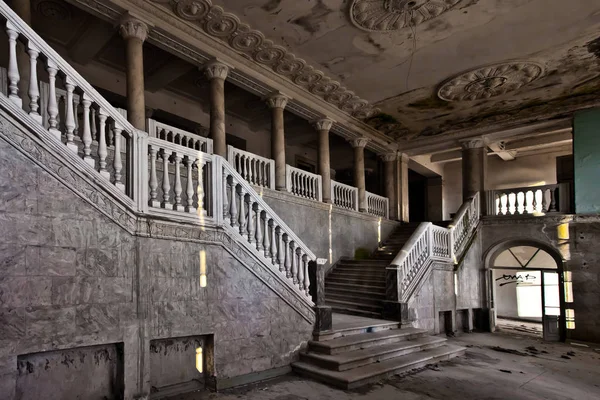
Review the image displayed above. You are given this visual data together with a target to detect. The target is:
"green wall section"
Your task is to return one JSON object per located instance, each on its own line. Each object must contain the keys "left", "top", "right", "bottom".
{"left": 574, "top": 108, "right": 600, "bottom": 214}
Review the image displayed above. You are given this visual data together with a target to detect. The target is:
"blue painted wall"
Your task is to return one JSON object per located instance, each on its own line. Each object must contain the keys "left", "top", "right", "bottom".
{"left": 573, "top": 108, "right": 600, "bottom": 214}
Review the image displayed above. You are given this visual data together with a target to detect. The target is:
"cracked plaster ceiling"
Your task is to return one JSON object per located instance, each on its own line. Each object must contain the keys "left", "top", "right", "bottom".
{"left": 208, "top": 0, "right": 600, "bottom": 144}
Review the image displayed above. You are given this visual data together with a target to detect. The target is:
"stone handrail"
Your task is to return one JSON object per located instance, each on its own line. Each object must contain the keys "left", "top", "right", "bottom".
{"left": 331, "top": 180, "right": 359, "bottom": 211}
{"left": 486, "top": 183, "right": 570, "bottom": 216}
{"left": 366, "top": 191, "right": 388, "bottom": 218}
{"left": 286, "top": 165, "right": 322, "bottom": 202}
{"left": 389, "top": 193, "right": 480, "bottom": 303}
{"left": 147, "top": 118, "right": 213, "bottom": 154}
{"left": 0, "top": 3, "right": 145, "bottom": 205}
{"left": 227, "top": 145, "right": 275, "bottom": 190}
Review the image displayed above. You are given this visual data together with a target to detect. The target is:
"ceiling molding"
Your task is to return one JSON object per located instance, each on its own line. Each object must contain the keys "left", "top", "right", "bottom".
{"left": 64, "top": 0, "right": 396, "bottom": 154}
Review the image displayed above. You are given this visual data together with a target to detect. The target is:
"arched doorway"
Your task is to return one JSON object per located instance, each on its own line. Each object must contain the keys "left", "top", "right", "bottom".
{"left": 486, "top": 241, "right": 565, "bottom": 341}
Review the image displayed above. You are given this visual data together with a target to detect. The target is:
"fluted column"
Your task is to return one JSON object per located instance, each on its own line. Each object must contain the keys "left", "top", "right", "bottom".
{"left": 119, "top": 15, "right": 149, "bottom": 130}
{"left": 398, "top": 153, "right": 409, "bottom": 222}
{"left": 382, "top": 152, "right": 397, "bottom": 219}
{"left": 204, "top": 60, "right": 229, "bottom": 157}
{"left": 460, "top": 138, "right": 487, "bottom": 203}
{"left": 314, "top": 118, "right": 334, "bottom": 203}
{"left": 266, "top": 92, "right": 289, "bottom": 191}
{"left": 351, "top": 138, "right": 369, "bottom": 212}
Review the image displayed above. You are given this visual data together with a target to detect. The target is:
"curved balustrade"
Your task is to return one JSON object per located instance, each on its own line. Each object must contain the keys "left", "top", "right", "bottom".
{"left": 366, "top": 191, "right": 388, "bottom": 218}
{"left": 487, "top": 184, "right": 570, "bottom": 216}
{"left": 227, "top": 145, "right": 275, "bottom": 189}
{"left": 331, "top": 180, "right": 358, "bottom": 211}
{"left": 0, "top": 6, "right": 142, "bottom": 199}
{"left": 286, "top": 165, "right": 322, "bottom": 201}
{"left": 147, "top": 119, "right": 213, "bottom": 154}
{"left": 220, "top": 159, "right": 315, "bottom": 297}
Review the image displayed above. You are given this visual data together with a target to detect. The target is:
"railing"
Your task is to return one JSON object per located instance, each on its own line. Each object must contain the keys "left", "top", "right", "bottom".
{"left": 331, "top": 180, "right": 358, "bottom": 211}
{"left": 366, "top": 191, "right": 388, "bottom": 218}
{"left": 390, "top": 193, "right": 480, "bottom": 303}
{"left": 147, "top": 118, "right": 213, "bottom": 154}
{"left": 486, "top": 183, "right": 570, "bottom": 216}
{"left": 227, "top": 145, "right": 275, "bottom": 190}
{"left": 286, "top": 165, "right": 322, "bottom": 202}
{"left": 0, "top": 3, "right": 315, "bottom": 303}
{"left": 0, "top": 3, "right": 142, "bottom": 201}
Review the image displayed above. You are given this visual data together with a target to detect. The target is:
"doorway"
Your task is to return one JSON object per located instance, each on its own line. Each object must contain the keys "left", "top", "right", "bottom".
{"left": 489, "top": 244, "right": 565, "bottom": 341}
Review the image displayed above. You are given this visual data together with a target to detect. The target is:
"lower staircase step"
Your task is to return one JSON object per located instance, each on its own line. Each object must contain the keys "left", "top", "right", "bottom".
{"left": 292, "top": 344, "right": 465, "bottom": 389}
{"left": 325, "top": 299, "right": 383, "bottom": 314}
{"left": 329, "top": 305, "right": 381, "bottom": 319}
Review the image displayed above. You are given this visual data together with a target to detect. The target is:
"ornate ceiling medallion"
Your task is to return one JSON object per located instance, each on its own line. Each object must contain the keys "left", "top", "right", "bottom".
{"left": 437, "top": 62, "right": 545, "bottom": 102}
{"left": 350, "top": 0, "right": 461, "bottom": 32}
{"left": 34, "top": 0, "right": 72, "bottom": 21}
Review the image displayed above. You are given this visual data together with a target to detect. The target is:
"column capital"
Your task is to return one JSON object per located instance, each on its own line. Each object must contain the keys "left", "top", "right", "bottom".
{"left": 312, "top": 118, "right": 334, "bottom": 132}
{"left": 119, "top": 14, "right": 149, "bottom": 42}
{"left": 460, "top": 137, "right": 487, "bottom": 149}
{"left": 381, "top": 152, "right": 397, "bottom": 162}
{"left": 399, "top": 152, "right": 410, "bottom": 164}
{"left": 350, "top": 138, "right": 369, "bottom": 148}
{"left": 265, "top": 92, "right": 289, "bottom": 109}
{"left": 204, "top": 60, "right": 230, "bottom": 80}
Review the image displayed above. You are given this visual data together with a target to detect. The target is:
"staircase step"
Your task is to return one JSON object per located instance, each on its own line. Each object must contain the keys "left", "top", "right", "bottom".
{"left": 338, "top": 259, "right": 389, "bottom": 265}
{"left": 307, "top": 327, "right": 427, "bottom": 355}
{"left": 327, "top": 276, "right": 386, "bottom": 285}
{"left": 293, "top": 344, "right": 465, "bottom": 389}
{"left": 301, "top": 336, "right": 448, "bottom": 371}
{"left": 326, "top": 293, "right": 385, "bottom": 306}
{"left": 328, "top": 270, "right": 386, "bottom": 278}
{"left": 329, "top": 305, "right": 382, "bottom": 319}
{"left": 325, "top": 287, "right": 386, "bottom": 299}
{"left": 325, "top": 299, "right": 383, "bottom": 313}
{"left": 312, "top": 318, "right": 399, "bottom": 342}
{"left": 325, "top": 282, "right": 386, "bottom": 292}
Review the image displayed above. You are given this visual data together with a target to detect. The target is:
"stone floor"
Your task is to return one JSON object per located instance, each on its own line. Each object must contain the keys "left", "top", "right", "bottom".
{"left": 167, "top": 331, "right": 600, "bottom": 400}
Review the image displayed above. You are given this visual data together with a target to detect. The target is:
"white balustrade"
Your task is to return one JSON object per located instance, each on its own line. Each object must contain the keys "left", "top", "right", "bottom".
{"left": 331, "top": 180, "right": 358, "bottom": 211}
{"left": 487, "top": 184, "right": 570, "bottom": 216}
{"left": 366, "top": 191, "right": 389, "bottom": 218}
{"left": 286, "top": 165, "right": 322, "bottom": 201}
{"left": 0, "top": 6, "right": 142, "bottom": 199}
{"left": 227, "top": 145, "right": 275, "bottom": 189}
{"left": 147, "top": 118, "right": 213, "bottom": 154}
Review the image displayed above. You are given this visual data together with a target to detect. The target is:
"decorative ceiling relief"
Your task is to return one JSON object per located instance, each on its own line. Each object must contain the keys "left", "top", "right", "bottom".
{"left": 34, "top": 0, "right": 72, "bottom": 20}
{"left": 153, "top": 0, "right": 379, "bottom": 120}
{"left": 350, "top": 0, "right": 462, "bottom": 32}
{"left": 438, "top": 62, "right": 545, "bottom": 102}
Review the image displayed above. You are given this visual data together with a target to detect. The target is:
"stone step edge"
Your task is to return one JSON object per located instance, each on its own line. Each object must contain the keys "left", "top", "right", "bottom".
{"left": 325, "top": 299, "right": 382, "bottom": 312}
{"left": 308, "top": 327, "right": 427, "bottom": 352}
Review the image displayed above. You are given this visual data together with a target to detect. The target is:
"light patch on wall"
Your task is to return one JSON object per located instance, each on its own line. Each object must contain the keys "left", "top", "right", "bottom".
{"left": 454, "top": 271, "right": 458, "bottom": 296}
{"left": 564, "top": 271, "right": 573, "bottom": 303}
{"left": 566, "top": 309, "right": 576, "bottom": 330}
{"left": 199, "top": 250, "right": 207, "bottom": 287}
{"left": 557, "top": 222, "right": 570, "bottom": 240}
{"left": 195, "top": 347, "right": 203, "bottom": 373}
{"left": 328, "top": 204, "right": 333, "bottom": 264}
{"left": 377, "top": 218, "right": 382, "bottom": 246}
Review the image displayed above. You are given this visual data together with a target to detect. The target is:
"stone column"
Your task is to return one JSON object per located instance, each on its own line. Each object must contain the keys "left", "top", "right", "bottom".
{"left": 13, "top": 0, "right": 31, "bottom": 111}
{"left": 351, "top": 138, "right": 369, "bottom": 212}
{"left": 119, "top": 15, "right": 149, "bottom": 131}
{"left": 314, "top": 118, "right": 334, "bottom": 203}
{"left": 204, "top": 60, "right": 229, "bottom": 157}
{"left": 397, "top": 153, "right": 409, "bottom": 222}
{"left": 382, "top": 152, "right": 398, "bottom": 219}
{"left": 461, "top": 138, "right": 487, "bottom": 202}
{"left": 266, "top": 92, "right": 289, "bottom": 191}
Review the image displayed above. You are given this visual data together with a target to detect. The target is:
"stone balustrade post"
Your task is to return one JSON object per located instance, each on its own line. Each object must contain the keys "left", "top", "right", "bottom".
{"left": 382, "top": 152, "right": 398, "bottom": 219}
{"left": 350, "top": 138, "right": 369, "bottom": 212}
{"left": 309, "top": 258, "right": 332, "bottom": 332}
{"left": 266, "top": 92, "right": 289, "bottom": 191}
{"left": 119, "top": 14, "right": 149, "bottom": 131}
{"left": 204, "top": 60, "right": 230, "bottom": 157}
{"left": 460, "top": 138, "right": 487, "bottom": 211}
{"left": 313, "top": 118, "right": 334, "bottom": 203}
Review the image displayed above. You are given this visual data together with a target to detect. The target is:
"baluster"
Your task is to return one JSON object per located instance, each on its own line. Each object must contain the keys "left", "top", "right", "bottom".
{"left": 223, "top": 172, "right": 230, "bottom": 220}
{"left": 263, "top": 214, "right": 270, "bottom": 257}
{"left": 261, "top": 162, "right": 266, "bottom": 187}
{"left": 46, "top": 61, "right": 60, "bottom": 139}
{"left": 541, "top": 189, "right": 548, "bottom": 213}
{"left": 96, "top": 110, "right": 110, "bottom": 179}
{"left": 161, "top": 150, "right": 172, "bottom": 209}
{"left": 238, "top": 190, "right": 247, "bottom": 235}
{"left": 303, "top": 255, "right": 310, "bottom": 295}
{"left": 249, "top": 159, "right": 255, "bottom": 185}
{"left": 107, "top": 118, "right": 114, "bottom": 146}
{"left": 549, "top": 187, "right": 557, "bottom": 212}
{"left": 83, "top": 96, "right": 95, "bottom": 167}
{"left": 500, "top": 193, "right": 507, "bottom": 215}
{"left": 73, "top": 96, "right": 79, "bottom": 137}
{"left": 196, "top": 160, "right": 205, "bottom": 215}
{"left": 523, "top": 190, "right": 530, "bottom": 214}
{"left": 90, "top": 108, "right": 97, "bottom": 142}
{"left": 290, "top": 242, "right": 298, "bottom": 283}
{"left": 6, "top": 23, "right": 21, "bottom": 107}
{"left": 148, "top": 145, "right": 159, "bottom": 207}
{"left": 269, "top": 220, "right": 277, "bottom": 264}
{"left": 113, "top": 124, "right": 124, "bottom": 191}
{"left": 283, "top": 234, "right": 291, "bottom": 277}
{"left": 297, "top": 250, "right": 304, "bottom": 291}
{"left": 277, "top": 227, "right": 285, "bottom": 270}
{"left": 173, "top": 154, "right": 184, "bottom": 211}
{"left": 229, "top": 181, "right": 238, "bottom": 227}
{"left": 253, "top": 204, "right": 261, "bottom": 249}
{"left": 514, "top": 191, "right": 521, "bottom": 215}
{"left": 185, "top": 157, "right": 196, "bottom": 213}
{"left": 64, "top": 77, "right": 77, "bottom": 152}
{"left": 27, "top": 43, "right": 41, "bottom": 123}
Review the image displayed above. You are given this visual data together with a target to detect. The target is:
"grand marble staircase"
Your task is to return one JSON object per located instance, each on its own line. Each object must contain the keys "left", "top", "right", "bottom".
{"left": 292, "top": 314, "right": 465, "bottom": 389}
{"left": 324, "top": 225, "right": 419, "bottom": 317}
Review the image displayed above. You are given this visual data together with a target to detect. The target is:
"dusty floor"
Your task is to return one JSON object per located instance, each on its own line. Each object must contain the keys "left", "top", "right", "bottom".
{"left": 166, "top": 331, "right": 600, "bottom": 400}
